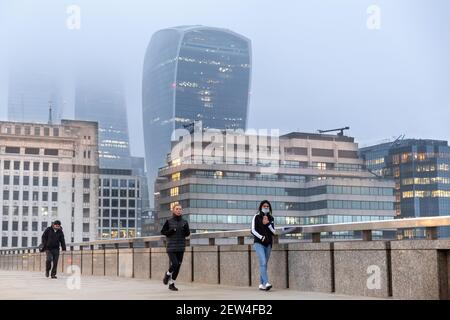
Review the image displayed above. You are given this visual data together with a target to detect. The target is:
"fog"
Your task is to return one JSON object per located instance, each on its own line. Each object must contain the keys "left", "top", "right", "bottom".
{"left": 1, "top": 0, "right": 450, "bottom": 157}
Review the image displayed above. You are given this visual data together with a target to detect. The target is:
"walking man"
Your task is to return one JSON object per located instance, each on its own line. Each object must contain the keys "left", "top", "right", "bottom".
{"left": 41, "top": 220, "right": 66, "bottom": 279}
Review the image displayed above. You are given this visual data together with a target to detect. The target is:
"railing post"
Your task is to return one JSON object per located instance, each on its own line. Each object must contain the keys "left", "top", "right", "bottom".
{"left": 237, "top": 236, "right": 245, "bottom": 245}
{"left": 426, "top": 227, "right": 438, "bottom": 240}
{"left": 362, "top": 230, "right": 372, "bottom": 241}
{"left": 312, "top": 233, "right": 321, "bottom": 243}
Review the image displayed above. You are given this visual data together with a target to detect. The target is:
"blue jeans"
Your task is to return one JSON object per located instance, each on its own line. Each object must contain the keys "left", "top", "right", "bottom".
{"left": 253, "top": 243, "right": 272, "bottom": 285}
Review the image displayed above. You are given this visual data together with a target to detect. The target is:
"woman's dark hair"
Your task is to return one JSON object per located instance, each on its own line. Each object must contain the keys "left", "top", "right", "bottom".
{"left": 258, "top": 200, "right": 272, "bottom": 214}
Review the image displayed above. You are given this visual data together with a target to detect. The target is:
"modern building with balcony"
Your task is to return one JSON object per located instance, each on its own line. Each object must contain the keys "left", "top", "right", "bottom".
{"left": 0, "top": 120, "right": 99, "bottom": 248}
{"left": 155, "top": 131, "right": 396, "bottom": 239}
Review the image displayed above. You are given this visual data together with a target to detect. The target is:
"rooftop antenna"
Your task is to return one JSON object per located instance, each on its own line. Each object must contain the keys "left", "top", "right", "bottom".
{"left": 48, "top": 100, "right": 53, "bottom": 125}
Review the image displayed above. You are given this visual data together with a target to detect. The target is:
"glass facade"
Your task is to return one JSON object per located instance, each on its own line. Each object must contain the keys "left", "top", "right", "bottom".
{"left": 75, "top": 71, "right": 131, "bottom": 169}
{"left": 142, "top": 26, "right": 252, "bottom": 204}
{"left": 360, "top": 140, "right": 450, "bottom": 238}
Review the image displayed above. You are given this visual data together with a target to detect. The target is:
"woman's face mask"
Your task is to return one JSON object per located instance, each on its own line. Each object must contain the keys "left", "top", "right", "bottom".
{"left": 261, "top": 207, "right": 270, "bottom": 214}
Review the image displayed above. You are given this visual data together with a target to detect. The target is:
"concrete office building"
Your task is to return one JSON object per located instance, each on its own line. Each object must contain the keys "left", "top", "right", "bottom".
{"left": 155, "top": 131, "right": 396, "bottom": 239}
{"left": 0, "top": 120, "right": 99, "bottom": 249}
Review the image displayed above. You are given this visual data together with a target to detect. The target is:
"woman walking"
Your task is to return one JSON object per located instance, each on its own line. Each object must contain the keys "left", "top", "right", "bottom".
{"left": 251, "top": 200, "right": 276, "bottom": 291}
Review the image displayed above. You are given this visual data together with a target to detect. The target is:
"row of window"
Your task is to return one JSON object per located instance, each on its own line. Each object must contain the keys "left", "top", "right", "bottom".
{"left": 1, "top": 125, "right": 59, "bottom": 137}
{"left": 100, "top": 230, "right": 135, "bottom": 239}
{"left": 3, "top": 147, "right": 59, "bottom": 156}
{"left": 402, "top": 190, "right": 450, "bottom": 199}
{"left": 170, "top": 199, "right": 394, "bottom": 211}
{"left": 100, "top": 209, "right": 136, "bottom": 218}
{"left": 99, "top": 219, "right": 136, "bottom": 228}
{"left": 2, "top": 176, "right": 58, "bottom": 187}
{"left": 188, "top": 214, "right": 393, "bottom": 225}
{"left": 166, "top": 184, "right": 393, "bottom": 198}
{"left": 2, "top": 221, "right": 49, "bottom": 232}
{"left": 2, "top": 190, "right": 58, "bottom": 202}
{"left": 100, "top": 189, "right": 138, "bottom": 198}
{"left": 0, "top": 161, "right": 59, "bottom": 172}
{"left": 99, "top": 199, "right": 136, "bottom": 208}
{"left": 1, "top": 237, "right": 39, "bottom": 248}
{"left": 100, "top": 179, "right": 138, "bottom": 188}
{"left": 2, "top": 206, "right": 58, "bottom": 216}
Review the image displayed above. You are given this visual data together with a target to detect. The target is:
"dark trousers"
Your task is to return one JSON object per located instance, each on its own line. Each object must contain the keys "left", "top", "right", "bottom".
{"left": 46, "top": 249, "right": 60, "bottom": 276}
{"left": 167, "top": 251, "right": 184, "bottom": 281}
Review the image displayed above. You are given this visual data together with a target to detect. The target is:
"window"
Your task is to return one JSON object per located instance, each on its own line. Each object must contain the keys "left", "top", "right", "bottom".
{"left": 11, "top": 237, "right": 18, "bottom": 247}
{"left": 25, "top": 148, "right": 40, "bottom": 155}
{"left": 53, "top": 128, "right": 59, "bottom": 136}
{"left": 42, "top": 177, "right": 48, "bottom": 187}
{"left": 43, "top": 162, "right": 49, "bottom": 172}
{"left": 83, "top": 179, "right": 90, "bottom": 189}
{"left": 24, "top": 161, "right": 30, "bottom": 171}
{"left": 5, "top": 146, "right": 20, "bottom": 154}
{"left": 12, "top": 221, "right": 18, "bottom": 231}
{"left": 33, "top": 177, "right": 39, "bottom": 186}
{"left": 13, "top": 191, "right": 19, "bottom": 201}
{"left": 312, "top": 148, "right": 334, "bottom": 157}
{"left": 23, "top": 206, "right": 29, "bottom": 215}
{"left": 44, "top": 127, "right": 50, "bottom": 136}
{"left": 32, "top": 192, "right": 39, "bottom": 201}
{"left": 22, "top": 237, "right": 28, "bottom": 247}
{"left": 41, "top": 222, "right": 48, "bottom": 231}
{"left": 3, "top": 176, "right": 10, "bottom": 185}
{"left": 1, "top": 237, "right": 7, "bottom": 247}
{"left": 13, "top": 161, "right": 20, "bottom": 170}
{"left": 33, "top": 162, "right": 40, "bottom": 171}
{"left": 3, "top": 190, "right": 9, "bottom": 200}
{"left": 34, "top": 127, "right": 40, "bottom": 136}
{"left": 120, "top": 180, "right": 127, "bottom": 188}
{"left": 44, "top": 149, "right": 58, "bottom": 156}
{"left": 23, "top": 176, "right": 29, "bottom": 186}
{"left": 83, "top": 209, "right": 90, "bottom": 218}
{"left": 24, "top": 127, "right": 31, "bottom": 135}
{"left": 42, "top": 192, "right": 48, "bottom": 202}
{"left": 4, "top": 160, "right": 10, "bottom": 170}
{"left": 83, "top": 194, "right": 90, "bottom": 203}
{"left": 32, "top": 222, "right": 38, "bottom": 231}
{"left": 32, "top": 207, "right": 38, "bottom": 216}
{"left": 23, "top": 191, "right": 29, "bottom": 201}
{"left": 103, "top": 189, "right": 110, "bottom": 197}
{"left": 52, "top": 163, "right": 59, "bottom": 172}
{"left": 2, "top": 221, "right": 8, "bottom": 230}
{"left": 52, "top": 192, "right": 57, "bottom": 202}
{"left": 32, "top": 237, "right": 37, "bottom": 246}
{"left": 83, "top": 224, "right": 89, "bottom": 232}
{"left": 22, "top": 221, "right": 28, "bottom": 231}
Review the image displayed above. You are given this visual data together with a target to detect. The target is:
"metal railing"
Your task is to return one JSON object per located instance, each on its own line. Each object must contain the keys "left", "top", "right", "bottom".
{"left": 1, "top": 216, "right": 450, "bottom": 254}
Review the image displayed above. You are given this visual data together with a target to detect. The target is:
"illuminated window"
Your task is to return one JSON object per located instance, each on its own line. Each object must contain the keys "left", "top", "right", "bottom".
{"left": 170, "top": 187, "right": 179, "bottom": 197}
{"left": 172, "top": 172, "right": 181, "bottom": 181}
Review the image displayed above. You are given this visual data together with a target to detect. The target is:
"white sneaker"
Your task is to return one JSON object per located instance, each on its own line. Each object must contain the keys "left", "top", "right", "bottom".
{"left": 258, "top": 284, "right": 266, "bottom": 290}
{"left": 265, "top": 283, "right": 272, "bottom": 291}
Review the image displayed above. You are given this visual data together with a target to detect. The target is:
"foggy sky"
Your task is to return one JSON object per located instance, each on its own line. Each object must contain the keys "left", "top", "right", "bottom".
{"left": 1, "top": 0, "right": 449, "bottom": 157}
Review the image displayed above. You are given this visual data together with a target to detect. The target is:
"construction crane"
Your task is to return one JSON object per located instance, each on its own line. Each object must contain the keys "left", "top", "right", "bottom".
{"left": 317, "top": 126, "right": 350, "bottom": 136}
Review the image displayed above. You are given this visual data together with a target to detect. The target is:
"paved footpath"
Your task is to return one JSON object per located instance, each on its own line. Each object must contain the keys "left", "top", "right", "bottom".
{"left": 0, "top": 271, "right": 384, "bottom": 300}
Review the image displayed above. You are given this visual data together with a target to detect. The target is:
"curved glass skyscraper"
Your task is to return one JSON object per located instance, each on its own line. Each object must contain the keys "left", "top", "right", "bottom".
{"left": 142, "top": 26, "right": 252, "bottom": 204}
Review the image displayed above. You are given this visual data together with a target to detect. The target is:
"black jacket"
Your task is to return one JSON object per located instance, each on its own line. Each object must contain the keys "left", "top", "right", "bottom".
{"left": 251, "top": 212, "right": 275, "bottom": 246}
{"left": 42, "top": 227, "right": 66, "bottom": 251}
{"left": 161, "top": 215, "right": 190, "bottom": 252}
